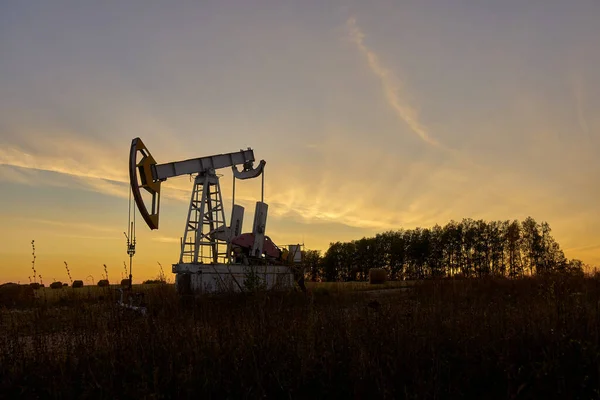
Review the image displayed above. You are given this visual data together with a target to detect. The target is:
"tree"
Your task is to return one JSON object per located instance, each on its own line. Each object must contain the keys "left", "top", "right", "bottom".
{"left": 429, "top": 225, "right": 445, "bottom": 277}
{"left": 322, "top": 242, "right": 343, "bottom": 282}
{"left": 443, "top": 221, "right": 463, "bottom": 277}
{"left": 506, "top": 220, "right": 523, "bottom": 277}
{"left": 488, "top": 220, "right": 506, "bottom": 276}
{"left": 521, "top": 216, "right": 544, "bottom": 275}
{"left": 461, "top": 218, "right": 477, "bottom": 277}
{"left": 319, "top": 217, "right": 579, "bottom": 281}
{"left": 303, "top": 249, "right": 322, "bottom": 282}
{"left": 472, "top": 219, "right": 494, "bottom": 277}
{"left": 567, "top": 259, "right": 585, "bottom": 276}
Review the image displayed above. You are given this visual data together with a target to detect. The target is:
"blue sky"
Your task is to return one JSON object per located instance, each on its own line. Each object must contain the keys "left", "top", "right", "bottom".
{"left": 1, "top": 0, "right": 598, "bottom": 283}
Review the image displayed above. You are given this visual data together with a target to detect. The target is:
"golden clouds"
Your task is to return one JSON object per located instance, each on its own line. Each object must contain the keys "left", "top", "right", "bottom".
{"left": 346, "top": 17, "right": 441, "bottom": 148}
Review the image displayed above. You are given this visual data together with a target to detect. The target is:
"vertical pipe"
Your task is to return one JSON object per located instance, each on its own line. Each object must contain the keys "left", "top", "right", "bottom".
{"left": 129, "top": 221, "right": 133, "bottom": 290}
{"left": 261, "top": 169, "right": 264, "bottom": 203}
{"left": 129, "top": 255, "right": 133, "bottom": 290}
{"left": 232, "top": 175, "right": 236, "bottom": 209}
{"left": 215, "top": 176, "right": 228, "bottom": 264}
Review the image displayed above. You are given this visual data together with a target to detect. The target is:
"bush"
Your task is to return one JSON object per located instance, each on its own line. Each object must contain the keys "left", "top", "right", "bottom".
{"left": 0, "top": 283, "right": 34, "bottom": 307}
{"left": 244, "top": 266, "right": 266, "bottom": 292}
{"left": 97, "top": 280, "right": 110, "bottom": 287}
{"left": 368, "top": 268, "right": 387, "bottom": 284}
{"left": 50, "top": 282, "right": 63, "bottom": 289}
{"left": 72, "top": 280, "right": 84, "bottom": 288}
{"left": 143, "top": 279, "right": 165, "bottom": 285}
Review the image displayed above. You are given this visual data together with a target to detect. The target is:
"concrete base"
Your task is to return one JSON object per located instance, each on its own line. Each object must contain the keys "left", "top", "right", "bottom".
{"left": 172, "top": 262, "right": 295, "bottom": 294}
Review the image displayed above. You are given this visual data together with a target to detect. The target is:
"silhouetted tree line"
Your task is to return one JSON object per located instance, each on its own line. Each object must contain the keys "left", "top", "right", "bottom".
{"left": 304, "top": 217, "right": 586, "bottom": 281}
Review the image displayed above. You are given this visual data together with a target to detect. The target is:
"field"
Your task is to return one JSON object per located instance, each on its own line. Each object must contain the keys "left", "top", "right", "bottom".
{"left": 1, "top": 275, "right": 600, "bottom": 399}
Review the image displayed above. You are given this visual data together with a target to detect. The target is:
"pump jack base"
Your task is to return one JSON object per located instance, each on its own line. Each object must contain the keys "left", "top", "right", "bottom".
{"left": 173, "top": 262, "right": 295, "bottom": 294}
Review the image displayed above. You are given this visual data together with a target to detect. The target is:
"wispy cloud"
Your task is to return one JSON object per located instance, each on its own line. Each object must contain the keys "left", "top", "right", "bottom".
{"left": 51, "top": 233, "right": 122, "bottom": 241}
{"left": 0, "top": 165, "right": 49, "bottom": 186}
{"left": 20, "top": 218, "right": 122, "bottom": 234}
{"left": 151, "top": 236, "right": 181, "bottom": 244}
{"left": 1, "top": 138, "right": 408, "bottom": 231}
{"left": 0, "top": 143, "right": 194, "bottom": 203}
{"left": 346, "top": 17, "right": 441, "bottom": 148}
{"left": 564, "top": 244, "right": 600, "bottom": 253}
{"left": 0, "top": 145, "right": 125, "bottom": 182}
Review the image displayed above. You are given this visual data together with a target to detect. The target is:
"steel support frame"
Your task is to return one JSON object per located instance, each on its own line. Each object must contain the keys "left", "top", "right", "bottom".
{"left": 179, "top": 172, "right": 228, "bottom": 264}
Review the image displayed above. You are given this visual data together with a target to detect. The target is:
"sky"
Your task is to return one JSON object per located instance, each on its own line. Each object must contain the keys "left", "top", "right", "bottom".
{"left": 0, "top": 0, "right": 598, "bottom": 284}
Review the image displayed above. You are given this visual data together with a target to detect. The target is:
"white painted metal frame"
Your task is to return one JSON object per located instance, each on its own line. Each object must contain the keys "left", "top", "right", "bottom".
{"left": 154, "top": 149, "right": 255, "bottom": 181}
{"left": 179, "top": 172, "right": 228, "bottom": 264}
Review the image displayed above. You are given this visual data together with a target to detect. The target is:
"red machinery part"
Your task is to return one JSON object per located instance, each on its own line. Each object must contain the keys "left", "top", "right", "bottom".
{"left": 231, "top": 233, "right": 281, "bottom": 259}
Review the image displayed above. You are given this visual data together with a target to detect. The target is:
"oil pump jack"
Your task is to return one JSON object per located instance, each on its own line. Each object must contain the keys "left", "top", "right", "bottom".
{"left": 129, "top": 138, "right": 304, "bottom": 294}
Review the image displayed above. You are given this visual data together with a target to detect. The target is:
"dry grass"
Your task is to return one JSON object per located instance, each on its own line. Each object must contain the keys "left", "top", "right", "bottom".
{"left": 1, "top": 275, "right": 599, "bottom": 399}
{"left": 306, "top": 280, "right": 411, "bottom": 294}
{"left": 23, "top": 283, "right": 165, "bottom": 305}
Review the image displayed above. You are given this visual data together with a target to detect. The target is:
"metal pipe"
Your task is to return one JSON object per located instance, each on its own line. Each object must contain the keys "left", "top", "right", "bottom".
{"left": 232, "top": 175, "right": 236, "bottom": 209}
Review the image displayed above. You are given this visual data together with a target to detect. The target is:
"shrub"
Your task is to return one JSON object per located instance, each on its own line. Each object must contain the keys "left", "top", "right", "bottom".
{"left": 0, "top": 283, "right": 34, "bottom": 307}
{"left": 244, "top": 266, "right": 266, "bottom": 292}
{"left": 120, "top": 279, "right": 131, "bottom": 287}
{"left": 97, "top": 279, "right": 110, "bottom": 287}
{"left": 50, "top": 282, "right": 63, "bottom": 289}
{"left": 143, "top": 279, "right": 166, "bottom": 285}
{"left": 368, "top": 268, "right": 387, "bottom": 284}
{"left": 72, "top": 280, "right": 84, "bottom": 288}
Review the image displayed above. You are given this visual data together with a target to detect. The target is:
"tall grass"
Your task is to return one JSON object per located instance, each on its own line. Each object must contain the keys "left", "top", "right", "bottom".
{"left": 1, "top": 275, "right": 599, "bottom": 398}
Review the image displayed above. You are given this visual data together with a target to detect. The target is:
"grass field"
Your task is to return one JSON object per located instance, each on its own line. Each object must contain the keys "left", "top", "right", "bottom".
{"left": 28, "top": 283, "right": 168, "bottom": 304}
{"left": 306, "top": 280, "right": 414, "bottom": 293}
{"left": 1, "top": 274, "right": 599, "bottom": 399}
{"left": 2, "top": 280, "right": 412, "bottom": 305}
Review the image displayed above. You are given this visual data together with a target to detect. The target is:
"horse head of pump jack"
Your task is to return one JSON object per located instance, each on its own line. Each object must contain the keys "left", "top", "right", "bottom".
{"left": 129, "top": 137, "right": 265, "bottom": 230}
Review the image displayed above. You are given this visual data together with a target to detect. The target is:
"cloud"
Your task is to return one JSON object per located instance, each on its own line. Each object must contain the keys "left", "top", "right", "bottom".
{"left": 344, "top": 17, "right": 491, "bottom": 175}
{"left": 0, "top": 109, "right": 597, "bottom": 267}
{"left": 564, "top": 244, "right": 600, "bottom": 253}
{"left": 0, "top": 165, "right": 48, "bottom": 186}
{"left": 0, "top": 141, "right": 196, "bottom": 203}
{"left": 0, "top": 135, "right": 411, "bottom": 231}
{"left": 0, "top": 143, "right": 125, "bottom": 182}
{"left": 2, "top": 128, "right": 419, "bottom": 233}
{"left": 22, "top": 218, "right": 122, "bottom": 234}
{"left": 346, "top": 17, "right": 441, "bottom": 148}
{"left": 151, "top": 236, "right": 181, "bottom": 244}
{"left": 51, "top": 233, "right": 122, "bottom": 241}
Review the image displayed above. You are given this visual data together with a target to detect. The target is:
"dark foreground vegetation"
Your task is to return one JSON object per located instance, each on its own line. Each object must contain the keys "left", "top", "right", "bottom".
{"left": 2, "top": 274, "right": 600, "bottom": 399}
